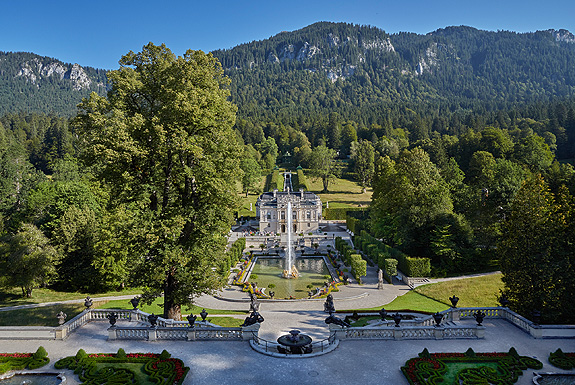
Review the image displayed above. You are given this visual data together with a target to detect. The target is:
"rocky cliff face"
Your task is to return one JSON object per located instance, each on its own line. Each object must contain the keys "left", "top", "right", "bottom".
{"left": 15, "top": 57, "right": 101, "bottom": 90}
{"left": 547, "top": 29, "right": 575, "bottom": 43}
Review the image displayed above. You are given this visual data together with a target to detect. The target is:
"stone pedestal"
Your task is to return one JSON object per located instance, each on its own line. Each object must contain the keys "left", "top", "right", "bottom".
{"left": 241, "top": 323, "right": 260, "bottom": 340}
{"left": 107, "top": 327, "right": 116, "bottom": 340}
{"left": 328, "top": 323, "right": 346, "bottom": 340}
{"left": 450, "top": 309, "right": 460, "bottom": 322}
{"left": 434, "top": 327, "right": 444, "bottom": 340}
{"left": 393, "top": 327, "right": 402, "bottom": 340}
{"left": 476, "top": 326, "right": 485, "bottom": 339}
{"left": 148, "top": 328, "right": 157, "bottom": 341}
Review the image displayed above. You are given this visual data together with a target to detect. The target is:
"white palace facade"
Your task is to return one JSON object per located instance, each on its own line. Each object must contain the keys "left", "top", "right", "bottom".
{"left": 255, "top": 173, "right": 322, "bottom": 234}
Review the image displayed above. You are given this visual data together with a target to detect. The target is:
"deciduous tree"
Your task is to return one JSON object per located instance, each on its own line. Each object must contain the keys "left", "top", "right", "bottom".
{"left": 74, "top": 43, "right": 241, "bottom": 320}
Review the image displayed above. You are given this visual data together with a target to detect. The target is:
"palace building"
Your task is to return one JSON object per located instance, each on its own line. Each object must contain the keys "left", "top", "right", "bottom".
{"left": 255, "top": 173, "right": 322, "bottom": 234}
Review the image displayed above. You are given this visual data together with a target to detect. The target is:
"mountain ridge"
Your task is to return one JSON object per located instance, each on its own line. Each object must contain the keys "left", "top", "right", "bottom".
{"left": 1, "top": 22, "right": 574, "bottom": 117}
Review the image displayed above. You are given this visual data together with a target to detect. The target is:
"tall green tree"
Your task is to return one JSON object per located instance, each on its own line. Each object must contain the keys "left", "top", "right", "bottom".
{"left": 240, "top": 155, "right": 261, "bottom": 197}
{"left": 74, "top": 43, "right": 241, "bottom": 320}
{"left": 0, "top": 223, "right": 60, "bottom": 297}
{"left": 371, "top": 148, "right": 454, "bottom": 255}
{"left": 350, "top": 139, "right": 375, "bottom": 192}
{"left": 498, "top": 175, "right": 575, "bottom": 323}
{"left": 309, "top": 145, "right": 338, "bottom": 192}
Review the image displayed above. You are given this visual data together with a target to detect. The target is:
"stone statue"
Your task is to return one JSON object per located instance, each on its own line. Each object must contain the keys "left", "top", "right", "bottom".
{"left": 325, "top": 313, "right": 350, "bottom": 328}
{"left": 377, "top": 269, "right": 384, "bottom": 290}
{"left": 323, "top": 294, "right": 335, "bottom": 313}
{"left": 249, "top": 292, "right": 260, "bottom": 312}
{"left": 57, "top": 311, "right": 67, "bottom": 325}
{"left": 241, "top": 311, "right": 264, "bottom": 327}
{"left": 148, "top": 313, "right": 158, "bottom": 327}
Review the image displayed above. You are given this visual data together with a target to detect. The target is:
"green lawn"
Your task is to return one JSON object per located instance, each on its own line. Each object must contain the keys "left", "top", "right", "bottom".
{"left": 414, "top": 273, "right": 503, "bottom": 307}
{"left": 349, "top": 291, "right": 450, "bottom": 313}
{"left": 0, "top": 287, "right": 142, "bottom": 308}
{"left": 98, "top": 297, "right": 247, "bottom": 316}
{"left": 0, "top": 304, "right": 87, "bottom": 326}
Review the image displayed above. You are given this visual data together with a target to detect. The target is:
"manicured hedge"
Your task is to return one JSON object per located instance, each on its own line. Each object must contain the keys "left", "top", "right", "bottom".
{"left": 354, "top": 230, "right": 431, "bottom": 277}
{"left": 55, "top": 349, "right": 189, "bottom": 385}
{"left": 402, "top": 348, "right": 542, "bottom": 385}
{"left": 549, "top": 348, "right": 575, "bottom": 370}
{"left": 350, "top": 254, "right": 367, "bottom": 282}
{"left": 0, "top": 347, "right": 49, "bottom": 375}
{"left": 325, "top": 207, "right": 368, "bottom": 220}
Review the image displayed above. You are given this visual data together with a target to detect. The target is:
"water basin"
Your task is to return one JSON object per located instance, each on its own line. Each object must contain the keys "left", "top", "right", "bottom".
{"left": 533, "top": 372, "right": 575, "bottom": 385}
{"left": 0, "top": 372, "right": 63, "bottom": 385}
{"left": 250, "top": 257, "right": 332, "bottom": 299}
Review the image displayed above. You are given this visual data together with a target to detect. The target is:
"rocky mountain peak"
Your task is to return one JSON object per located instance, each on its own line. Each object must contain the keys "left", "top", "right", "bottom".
{"left": 16, "top": 58, "right": 93, "bottom": 90}
{"left": 546, "top": 29, "right": 575, "bottom": 43}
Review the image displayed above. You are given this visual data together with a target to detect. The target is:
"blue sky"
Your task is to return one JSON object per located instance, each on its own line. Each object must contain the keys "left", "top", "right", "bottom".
{"left": 2, "top": 0, "right": 574, "bottom": 70}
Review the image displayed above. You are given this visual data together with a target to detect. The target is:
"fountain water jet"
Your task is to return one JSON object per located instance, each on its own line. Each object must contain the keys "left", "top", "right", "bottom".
{"left": 282, "top": 198, "right": 298, "bottom": 279}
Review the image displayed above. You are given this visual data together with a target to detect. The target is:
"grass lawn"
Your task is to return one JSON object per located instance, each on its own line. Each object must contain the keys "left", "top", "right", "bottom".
{"left": 0, "top": 303, "right": 87, "bottom": 326}
{"left": 414, "top": 273, "right": 503, "bottom": 308}
{"left": 349, "top": 291, "right": 450, "bottom": 313}
{"left": 0, "top": 287, "right": 143, "bottom": 308}
{"left": 97, "top": 297, "right": 248, "bottom": 316}
{"left": 307, "top": 173, "right": 372, "bottom": 208}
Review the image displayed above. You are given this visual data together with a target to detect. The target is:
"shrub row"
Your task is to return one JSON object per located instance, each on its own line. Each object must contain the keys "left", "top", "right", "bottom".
{"left": 224, "top": 238, "right": 246, "bottom": 271}
{"left": 0, "top": 347, "right": 49, "bottom": 375}
{"left": 354, "top": 230, "right": 430, "bottom": 277}
{"left": 335, "top": 237, "right": 355, "bottom": 266}
{"left": 350, "top": 254, "right": 367, "bottom": 282}
{"left": 324, "top": 207, "right": 368, "bottom": 220}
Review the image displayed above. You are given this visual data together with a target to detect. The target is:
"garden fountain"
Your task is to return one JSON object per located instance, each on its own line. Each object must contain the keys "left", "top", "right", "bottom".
{"left": 281, "top": 200, "right": 299, "bottom": 279}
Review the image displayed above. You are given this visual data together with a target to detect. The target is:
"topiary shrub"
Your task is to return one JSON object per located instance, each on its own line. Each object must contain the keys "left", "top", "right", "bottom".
{"left": 116, "top": 348, "right": 126, "bottom": 359}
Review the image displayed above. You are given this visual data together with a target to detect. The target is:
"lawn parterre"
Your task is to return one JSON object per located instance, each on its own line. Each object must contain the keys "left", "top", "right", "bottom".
{"left": 401, "top": 348, "right": 542, "bottom": 385}
{"left": 55, "top": 349, "right": 189, "bottom": 385}
{"left": 0, "top": 347, "right": 49, "bottom": 374}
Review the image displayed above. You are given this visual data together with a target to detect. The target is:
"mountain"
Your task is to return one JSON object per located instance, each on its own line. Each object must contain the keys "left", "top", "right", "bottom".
{"left": 211, "top": 22, "right": 575, "bottom": 123}
{"left": 0, "top": 51, "right": 108, "bottom": 116}
{"left": 1, "top": 22, "right": 575, "bottom": 119}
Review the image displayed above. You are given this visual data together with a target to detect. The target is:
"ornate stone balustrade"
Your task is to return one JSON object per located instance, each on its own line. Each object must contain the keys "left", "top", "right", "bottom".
{"left": 109, "top": 325, "right": 254, "bottom": 341}
{"left": 337, "top": 324, "right": 482, "bottom": 340}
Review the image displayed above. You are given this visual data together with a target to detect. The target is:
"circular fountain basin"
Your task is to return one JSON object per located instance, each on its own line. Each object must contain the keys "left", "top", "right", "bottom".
{"left": 533, "top": 372, "right": 575, "bottom": 385}
{"left": 0, "top": 371, "right": 64, "bottom": 385}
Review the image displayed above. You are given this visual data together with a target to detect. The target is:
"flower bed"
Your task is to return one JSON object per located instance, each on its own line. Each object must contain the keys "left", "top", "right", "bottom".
{"left": 401, "top": 348, "right": 542, "bottom": 385}
{"left": 0, "top": 347, "right": 49, "bottom": 374}
{"left": 54, "top": 348, "right": 189, "bottom": 384}
{"left": 548, "top": 348, "right": 575, "bottom": 370}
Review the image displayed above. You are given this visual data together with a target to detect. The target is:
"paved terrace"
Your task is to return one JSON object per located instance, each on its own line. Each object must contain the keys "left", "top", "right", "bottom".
{"left": 1, "top": 270, "right": 573, "bottom": 384}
